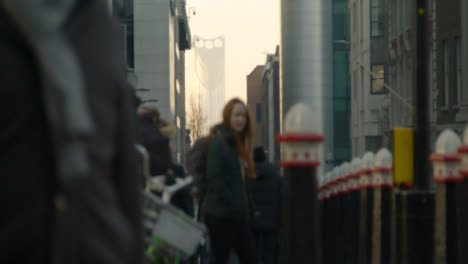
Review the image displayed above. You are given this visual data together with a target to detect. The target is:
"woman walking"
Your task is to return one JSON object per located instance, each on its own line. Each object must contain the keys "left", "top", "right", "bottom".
{"left": 203, "top": 98, "right": 258, "bottom": 264}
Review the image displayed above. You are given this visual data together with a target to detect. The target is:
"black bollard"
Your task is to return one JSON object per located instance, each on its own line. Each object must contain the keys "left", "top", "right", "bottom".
{"left": 456, "top": 178, "right": 468, "bottom": 264}
{"left": 340, "top": 162, "right": 353, "bottom": 264}
{"left": 321, "top": 173, "right": 332, "bottom": 264}
{"left": 280, "top": 167, "right": 321, "bottom": 263}
{"left": 371, "top": 148, "right": 393, "bottom": 264}
{"left": 277, "top": 105, "right": 324, "bottom": 264}
{"left": 319, "top": 178, "right": 328, "bottom": 264}
{"left": 328, "top": 169, "right": 339, "bottom": 264}
{"left": 457, "top": 129, "right": 468, "bottom": 264}
{"left": 393, "top": 189, "right": 434, "bottom": 264}
{"left": 431, "top": 130, "right": 462, "bottom": 264}
{"left": 336, "top": 165, "right": 346, "bottom": 264}
{"left": 358, "top": 152, "right": 375, "bottom": 264}
{"left": 349, "top": 158, "right": 361, "bottom": 264}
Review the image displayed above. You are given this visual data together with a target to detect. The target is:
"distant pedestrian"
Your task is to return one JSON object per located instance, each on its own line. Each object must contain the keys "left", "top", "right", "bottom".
{"left": 203, "top": 98, "right": 258, "bottom": 264}
{"left": 250, "top": 147, "right": 282, "bottom": 264}
{"left": 136, "top": 103, "right": 176, "bottom": 176}
{"left": 0, "top": 1, "right": 142, "bottom": 263}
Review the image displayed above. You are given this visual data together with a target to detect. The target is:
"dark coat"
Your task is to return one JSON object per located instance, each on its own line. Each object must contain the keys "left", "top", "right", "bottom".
{"left": 136, "top": 114, "right": 171, "bottom": 176}
{"left": 203, "top": 125, "right": 252, "bottom": 223}
{"left": 0, "top": 7, "right": 56, "bottom": 264}
{"left": 0, "top": 1, "right": 142, "bottom": 263}
{"left": 250, "top": 162, "right": 282, "bottom": 230}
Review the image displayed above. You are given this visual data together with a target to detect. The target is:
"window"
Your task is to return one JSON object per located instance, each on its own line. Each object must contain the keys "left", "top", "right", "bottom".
{"left": 443, "top": 40, "right": 449, "bottom": 107}
{"left": 365, "top": 136, "right": 382, "bottom": 153}
{"left": 361, "top": 68, "right": 365, "bottom": 104}
{"left": 371, "top": 65, "right": 387, "bottom": 94}
{"left": 360, "top": 0, "right": 364, "bottom": 42}
{"left": 390, "top": 0, "right": 397, "bottom": 39}
{"left": 456, "top": 37, "right": 462, "bottom": 105}
{"left": 353, "top": 70, "right": 358, "bottom": 100}
{"left": 371, "top": 0, "right": 384, "bottom": 37}
{"left": 256, "top": 103, "right": 262, "bottom": 123}
{"left": 398, "top": 0, "right": 403, "bottom": 32}
{"left": 406, "top": 0, "right": 412, "bottom": 28}
{"left": 353, "top": 2, "right": 357, "bottom": 33}
{"left": 120, "top": 23, "right": 127, "bottom": 64}
{"left": 353, "top": 138, "right": 360, "bottom": 157}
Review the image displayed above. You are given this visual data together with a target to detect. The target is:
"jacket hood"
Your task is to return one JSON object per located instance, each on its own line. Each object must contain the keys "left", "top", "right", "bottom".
{"left": 213, "top": 124, "right": 235, "bottom": 144}
{"left": 159, "top": 119, "right": 177, "bottom": 139}
{"left": 138, "top": 113, "right": 153, "bottom": 123}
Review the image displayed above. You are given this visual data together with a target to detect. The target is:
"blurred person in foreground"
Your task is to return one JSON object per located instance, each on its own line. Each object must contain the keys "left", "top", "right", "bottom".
{"left": 250, "top": 147, "right": 282, "bottom": 264}
{"left": 0, "top": 1, "right": 142, "bottom": 263}
{"left": 203, "top": 98, "right": 258, "bottom": 264}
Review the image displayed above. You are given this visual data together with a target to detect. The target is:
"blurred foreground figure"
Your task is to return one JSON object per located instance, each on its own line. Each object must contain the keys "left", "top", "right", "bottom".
{"left": 0, "top": 1, "right": 142, "bottom": 264}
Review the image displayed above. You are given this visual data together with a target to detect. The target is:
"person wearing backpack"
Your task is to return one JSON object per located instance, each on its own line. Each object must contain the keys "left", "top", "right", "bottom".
{"left": 0, "top": 1, "right": 142, "bottom": 263}
{"left": 203, "top": 98, "right": 258, "bottom": 264}
{"left": 249, "top": 147, "right": 282, "bottom": 264}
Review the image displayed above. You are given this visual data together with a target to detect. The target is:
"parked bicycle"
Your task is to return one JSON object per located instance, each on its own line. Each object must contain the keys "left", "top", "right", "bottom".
{"left": 136, "top": 145, "right": 207, "bottom": 264}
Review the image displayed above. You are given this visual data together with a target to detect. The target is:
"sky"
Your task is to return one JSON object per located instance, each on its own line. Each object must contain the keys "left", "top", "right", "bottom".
{"left": 185, "top": 0, "right": 280, "bottom": 103}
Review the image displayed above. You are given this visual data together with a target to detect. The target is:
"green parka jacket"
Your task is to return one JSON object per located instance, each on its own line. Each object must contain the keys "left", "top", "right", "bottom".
{"left": 203, "top": 125, "right": 254, "bottom": 223}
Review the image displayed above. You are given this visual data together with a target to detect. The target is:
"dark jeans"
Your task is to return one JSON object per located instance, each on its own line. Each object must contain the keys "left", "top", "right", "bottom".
{"left": 205, "top": 215, "right": 257, "bottom": 264}
{"left": 252, "top": 229, "right": 278, "bottom": 264}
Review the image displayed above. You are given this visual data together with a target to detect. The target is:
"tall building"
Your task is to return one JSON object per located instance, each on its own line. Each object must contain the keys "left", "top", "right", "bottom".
{"left": 247, "top": 48, "right": 281, "bottom": 166}
{"left": 281, "top": 0, "right": 334, "bottom": 172}
{"left": 191, "top": 36, "right": 226, "bottom": 132}
{"left": 384, "top": 0, "right": 467, "bottom": 144}
{"left": 433, "top": 0, "right": 467, "bottom": 133}
{"left": 332, "top": 0, "right": 352, "bottom": 166}
{"left": 247, "top": 66, "right": 266, "bottom": 148}
{"left": 349, "top": 0, "right": 390, "bottom": 157}
{"left": 463, "top": 0, "right": 468, "bottom": 107}
{"left": 385, "top": 0, "right": 414, "bottom": 144}
{"left": 133, "top": 0, "right": 191, "bottom": 162}
{"left": 261, "top": 48, "right": 281, "bottom": 165}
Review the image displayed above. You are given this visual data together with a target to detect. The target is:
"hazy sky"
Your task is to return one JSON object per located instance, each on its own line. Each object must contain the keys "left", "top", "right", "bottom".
{"left": 185, "top": 0, "right": 280, "bottom": 102}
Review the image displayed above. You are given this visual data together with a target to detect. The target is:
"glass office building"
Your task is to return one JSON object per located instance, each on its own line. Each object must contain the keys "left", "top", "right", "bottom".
{"left": 332, "top": 0, "right": 351, "bottom": 166}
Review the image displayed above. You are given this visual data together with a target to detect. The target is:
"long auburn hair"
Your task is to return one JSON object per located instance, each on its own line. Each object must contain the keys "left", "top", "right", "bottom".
{"left": 208, "top": 98, "right": 256, "bottom": 179}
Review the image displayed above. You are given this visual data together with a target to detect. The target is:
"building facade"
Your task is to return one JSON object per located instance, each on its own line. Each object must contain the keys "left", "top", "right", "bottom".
{"left": 433, "top": 0, "right": 467, "bottom": 134}
{"left": 332, "top": 0, "right": 352, "bottom": 166}
{"left": 385, "top": 0, "right": 467, "bottom": 145}
{"left": 246, "top": 49, "right": 281, "bottom": 166}
{"left": 133, "top": 0, "right": 191, "bottom": 162}
{"left": 191, "top": 36, "right": 226, "bottom": 133}
{"left": 386, "top": 0, "right": 415, "bottom": 144}
{"left": 349, "top": 0, "right": 390, "bottom": 157}
{"left": 261, "top": 48, "right": 281, "bottom": 165}
{"left": 247, "top": 66, "right": 266, "bottom": 148}
{"left": 463, "top": 0, "right": 468, "bottom": 108}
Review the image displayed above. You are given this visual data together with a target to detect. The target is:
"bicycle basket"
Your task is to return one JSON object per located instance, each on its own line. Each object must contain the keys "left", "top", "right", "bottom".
{"left": 142, "top": 190, "right": 207, "bottom": 260}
